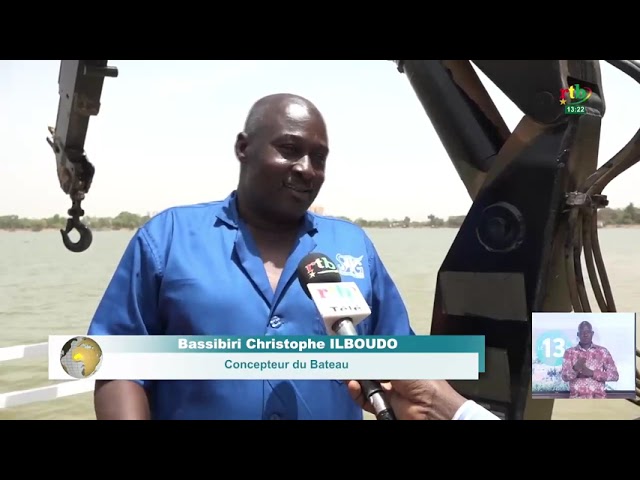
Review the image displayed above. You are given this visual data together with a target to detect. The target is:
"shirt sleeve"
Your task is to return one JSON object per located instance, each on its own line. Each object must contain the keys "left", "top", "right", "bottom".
{"left": 362, "top": 233, "right": 415, "bottom": 336}
{"left": 452, "top": 400, "right": 502, "bottom": 420}
{"left": 592, "top": 348, "right": 620, "bottom": 383}
{"left": 87, "top": 227, "right": 163, "bottom": 387}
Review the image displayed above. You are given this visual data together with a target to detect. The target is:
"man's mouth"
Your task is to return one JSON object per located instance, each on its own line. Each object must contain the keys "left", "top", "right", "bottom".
{"left": 283, "top": 181, "right": 312, "bottom": 194}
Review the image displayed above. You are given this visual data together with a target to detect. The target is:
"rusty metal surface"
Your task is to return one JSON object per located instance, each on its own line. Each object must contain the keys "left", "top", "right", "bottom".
{"left": 393, "top": 59, "right": 639, "bottom": 418}
{"left": 46, "top": 60, "right": 118, "bottom": 252}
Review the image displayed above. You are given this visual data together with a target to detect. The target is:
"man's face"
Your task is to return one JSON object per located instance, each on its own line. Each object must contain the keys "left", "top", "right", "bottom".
{"left": 237, "top": 102, "right": 329, "bottom": 222}
{"left": 578, "top": 325, "right": 594, "bottom": 344}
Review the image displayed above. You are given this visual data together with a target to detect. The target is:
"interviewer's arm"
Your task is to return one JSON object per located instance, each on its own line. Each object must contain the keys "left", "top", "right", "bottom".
{"left": 422, "top": 381, "right": 502, "bottom": 420}
{"left": 87, "top": 226, "right": 164, "bottom": 420}
{"left": 452, "top": 400, "right": 501, "bottom": 420}
{"left": 347, "top": 379, "right": 503, "bottom": 420}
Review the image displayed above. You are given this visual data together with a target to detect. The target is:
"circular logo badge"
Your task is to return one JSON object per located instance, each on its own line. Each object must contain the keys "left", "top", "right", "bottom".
{"left": 535, "top": 330, "right": 573, "bottom": 367}
{"left": 60, "top": 336, "right": 103, "bottom": 379}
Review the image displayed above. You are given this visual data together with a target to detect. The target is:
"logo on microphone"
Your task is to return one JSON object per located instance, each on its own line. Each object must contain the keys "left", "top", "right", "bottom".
{"left": 314, "top": 283, "right": 357, "bottom": 300}
{"left": 305, "top": 256, "right": 337, "bottom": 278}
{"left": 306, "top": 281, "right": 372, "bottom": 327}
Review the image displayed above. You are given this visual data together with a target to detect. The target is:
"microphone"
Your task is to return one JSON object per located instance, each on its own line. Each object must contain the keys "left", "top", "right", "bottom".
{"left": 297, "top": 252, "right": 396, "bottom": 421}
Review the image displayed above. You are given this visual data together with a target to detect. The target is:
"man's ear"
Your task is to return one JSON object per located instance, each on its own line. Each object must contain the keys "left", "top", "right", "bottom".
{"left": 235, "top": 132, "right": 248, "bottom": 163}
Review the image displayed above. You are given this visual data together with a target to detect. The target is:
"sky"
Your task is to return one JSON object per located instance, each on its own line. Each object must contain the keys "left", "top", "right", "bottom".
{"left": 1, "top": 60, "right": 639, "bottom": 222}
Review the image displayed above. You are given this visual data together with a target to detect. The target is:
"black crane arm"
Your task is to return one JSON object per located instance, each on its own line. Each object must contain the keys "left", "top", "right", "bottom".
{"left": 391, "top": 60, "right": 640, "bottom": 418}
{"left": 46, "top": 60, "right": 118, "bottom": 252}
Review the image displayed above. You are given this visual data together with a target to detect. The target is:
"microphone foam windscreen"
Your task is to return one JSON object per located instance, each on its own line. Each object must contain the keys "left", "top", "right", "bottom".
{"left": 297, "top": 252, "right": 342, "bottom": 297}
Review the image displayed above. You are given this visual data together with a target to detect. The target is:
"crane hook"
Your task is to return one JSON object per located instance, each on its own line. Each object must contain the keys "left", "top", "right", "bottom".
{"left": 60, "top": 216, "right": 93, "bottom": 253}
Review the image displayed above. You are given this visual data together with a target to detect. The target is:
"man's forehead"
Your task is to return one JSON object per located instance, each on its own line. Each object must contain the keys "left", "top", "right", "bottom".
{"left": 269, "top": 109, "right": 327, "bottom": 144}
{"left": 245, "top": 95, "right": 328, "bottom": 146}
{"left": 273, "top": 130, "right": 328, "bottom": 147}
{"left": 277, "top": 103, "right": 324, "bottom": 126}
{"left": 285, "top": 102, "right": 311, "bottom": 120}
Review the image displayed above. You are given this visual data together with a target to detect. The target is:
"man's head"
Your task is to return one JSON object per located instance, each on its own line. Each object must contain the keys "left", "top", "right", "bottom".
{"left": 235, "top": 93, "right": 329, "bottom": 226}
{"left": 577, "top": 321, "right": 594, "bottom": 345}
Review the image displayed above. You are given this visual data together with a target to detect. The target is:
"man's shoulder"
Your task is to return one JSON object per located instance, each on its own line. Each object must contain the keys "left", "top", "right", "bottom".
{"left": 592, "top": 344, "right": 611, "bottom": 354}
{"left": 310, "top": 215, "right": 382, "bottom": 266}
{"left": 564, "top": 345, "right": 582, "bottom": 355}
{"left": 312, "top": 214, "right": 368, "bottom": 236}
{"left": 565, "top": 344, "right": 611, "bottom": 355}
{"left": 137, "top": 200, "right": 225, "bottom": 241}
{"left": 145, "top": 201, "right": 223, "bottom": 226}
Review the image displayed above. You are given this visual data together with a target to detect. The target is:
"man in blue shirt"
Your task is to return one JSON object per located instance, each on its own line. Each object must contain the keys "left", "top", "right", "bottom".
{"left": 88, "top": 93, "right": 414, "bottom": 420}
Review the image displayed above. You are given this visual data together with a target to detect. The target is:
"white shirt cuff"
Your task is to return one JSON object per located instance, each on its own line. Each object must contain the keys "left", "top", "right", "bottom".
{"left": 452, "top": 400, "right": 502, "bottom": 420}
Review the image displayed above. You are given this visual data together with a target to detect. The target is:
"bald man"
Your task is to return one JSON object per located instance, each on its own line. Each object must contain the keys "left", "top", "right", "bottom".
{"left": 560, "top": 321, "right": 619, "bottom": 399}
{"left": 87, "top": 93, "right": 414, "bottom": 420}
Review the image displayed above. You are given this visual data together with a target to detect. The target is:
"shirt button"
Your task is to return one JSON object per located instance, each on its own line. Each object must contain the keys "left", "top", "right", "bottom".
{"left": 269, "top": 316, "right": 282, "bottom": 328}
{"left": 270, "top": 413, "right": 281, "bottom": 420}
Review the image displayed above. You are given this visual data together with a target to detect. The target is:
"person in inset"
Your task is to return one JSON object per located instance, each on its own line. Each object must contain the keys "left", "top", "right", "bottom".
{"left": 560, "top": 320, "right": 619, "bottom": 399}
{"left": 87, "top": 93, "right": 414, "bottom": 420}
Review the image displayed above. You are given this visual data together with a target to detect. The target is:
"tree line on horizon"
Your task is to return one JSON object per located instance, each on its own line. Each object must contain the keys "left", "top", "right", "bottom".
{"left": 1, "top": 203, "right": 639, "bottom": 232}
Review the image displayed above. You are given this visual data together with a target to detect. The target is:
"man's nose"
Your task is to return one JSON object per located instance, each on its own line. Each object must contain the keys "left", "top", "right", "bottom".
{"left": 293, "top": 156, "right": 315, "bottom": 180}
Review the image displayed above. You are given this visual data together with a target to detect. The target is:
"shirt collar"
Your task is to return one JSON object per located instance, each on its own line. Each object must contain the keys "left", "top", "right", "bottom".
{"left": 214, "top": 190, "right": 318, "bottom": 235}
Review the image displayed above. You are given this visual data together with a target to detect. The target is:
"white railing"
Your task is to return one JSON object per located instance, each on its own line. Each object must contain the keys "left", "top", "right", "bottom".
{"left": 0, "top": 341, "right": 94, "bottom": 409}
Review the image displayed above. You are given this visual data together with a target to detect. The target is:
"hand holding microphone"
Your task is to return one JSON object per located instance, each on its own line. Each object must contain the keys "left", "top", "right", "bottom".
{"left": 346, "top": 379, "right": 466, "bottom": 420}
{"left": 296, "top": 252, "right": 396, "bottom": 420}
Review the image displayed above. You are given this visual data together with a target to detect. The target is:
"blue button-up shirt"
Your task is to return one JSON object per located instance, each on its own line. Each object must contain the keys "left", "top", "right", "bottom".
{"left": 88, "top": 191, "right": 414, "bottom": 420}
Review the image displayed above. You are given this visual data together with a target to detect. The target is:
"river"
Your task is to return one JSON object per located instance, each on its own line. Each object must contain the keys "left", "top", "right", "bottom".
{"left": 1, "top": 228, "right": 638, "bottom": 420}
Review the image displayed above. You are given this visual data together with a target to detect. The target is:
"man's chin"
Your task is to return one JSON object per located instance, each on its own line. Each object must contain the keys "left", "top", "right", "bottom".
{"left": 282, "top": 185, "right": 314, "bottom": 202}
{"left": 268, "top": 190, "right": 316, "bottom": 220}
{"left": 266, "top": 202, "right": 311, "bottom": 226}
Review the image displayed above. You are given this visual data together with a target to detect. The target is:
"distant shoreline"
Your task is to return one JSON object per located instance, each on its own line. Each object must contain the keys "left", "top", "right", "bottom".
{"left": 2, "top": 203, "right": 639, "bottom": 232}
{"left": 2, "top": 224, "right": 640, "bottom": 233}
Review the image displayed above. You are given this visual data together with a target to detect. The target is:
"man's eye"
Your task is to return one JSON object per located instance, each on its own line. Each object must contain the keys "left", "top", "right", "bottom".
{"left": 311, "top": 152, "right": 327, "bottom": 163}
{"left": 278, "top": 144, "right": 299, "bottom": 158}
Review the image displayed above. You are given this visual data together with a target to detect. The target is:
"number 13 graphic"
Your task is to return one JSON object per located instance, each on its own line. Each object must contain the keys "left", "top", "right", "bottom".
{"left": 541, "top": 337, "right": 565, "bottom": 358}
{"left": 536, "top": 331, "right": 572, "bottom": 367}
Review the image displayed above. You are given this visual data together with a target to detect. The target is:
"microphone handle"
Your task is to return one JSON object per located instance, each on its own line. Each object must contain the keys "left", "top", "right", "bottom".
{"left": 359, "top": 379, "right": 396, "bottom": 420}
{"left": 329, "top": 318, "right": 397, "bottom": 420}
